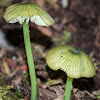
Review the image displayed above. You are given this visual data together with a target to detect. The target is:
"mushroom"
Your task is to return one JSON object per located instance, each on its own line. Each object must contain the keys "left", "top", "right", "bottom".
{"left": 46, "top": 45, "right": 96, "bottom": 100}
{"left": 4, "top": 2, "right": 54, "bottom": 100}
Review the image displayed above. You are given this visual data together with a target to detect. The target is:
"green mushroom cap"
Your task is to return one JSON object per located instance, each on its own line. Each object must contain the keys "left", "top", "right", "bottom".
{"left": 46, "top": 45, "right": 96, "bottom": 79}
{"left": 3, "top": 2, "right": 54, "bottom": 26}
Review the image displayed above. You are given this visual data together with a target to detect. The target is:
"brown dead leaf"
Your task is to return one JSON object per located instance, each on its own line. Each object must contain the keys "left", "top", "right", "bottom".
{"left": 0, "top": 48, "right": 5, "bottom": 58}
{"left": 2, "top": 58, "right": 11, "bottom": 77}
{"left": 47, "top": 85, "right": 64, "bottom": 100}
{"left": 12, "top": 75, "right": 22, "bottom": 89}
{"left": 61, "top": 17, "right": 68, "bottom": 25}
{"left": 36, "top": 0, "right": 45, "bottom": 8}
{"left": 46, "top": 0, "right": 58, "bottom": 5}
{"left": 37, "top": 26, "right": 53, "bottom": 37}
{"left": 19, "top": 65, "right": 28, "bottom": 71}
{"left": 17, "top": 52, "right": 24, "bottom": 65}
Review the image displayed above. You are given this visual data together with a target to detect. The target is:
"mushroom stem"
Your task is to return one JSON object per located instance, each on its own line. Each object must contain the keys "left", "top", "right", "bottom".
{"left": 23, "top": 22, "right": 36, "bottom": 100}
{"left": 65, "top": 76, "right": 73, "bottom": 100}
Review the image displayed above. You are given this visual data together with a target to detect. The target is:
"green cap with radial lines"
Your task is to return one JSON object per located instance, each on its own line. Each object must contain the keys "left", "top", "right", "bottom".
{"left": 3, "top": 2, "right": 54, "bottom": 26}
{"left": 46, "top": 45, "right": 96, "bottom": 79}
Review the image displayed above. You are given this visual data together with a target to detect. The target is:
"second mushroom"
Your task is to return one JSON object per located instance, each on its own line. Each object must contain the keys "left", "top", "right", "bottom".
{"left": 46, "top": 45, "right": 96, "bottom": 100}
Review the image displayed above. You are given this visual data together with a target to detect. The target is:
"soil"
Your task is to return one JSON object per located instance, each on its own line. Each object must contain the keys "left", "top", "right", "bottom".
{"left": 0, "top": 0, "right": 100, "bottom": 100}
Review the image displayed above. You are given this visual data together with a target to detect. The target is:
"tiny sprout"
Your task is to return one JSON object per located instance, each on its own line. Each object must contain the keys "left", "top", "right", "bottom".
{"left": 46, "top": 45, "right": 96, "bottom": 100}
{"left": 4, "top": 2, "right": 54, "bottom": 100}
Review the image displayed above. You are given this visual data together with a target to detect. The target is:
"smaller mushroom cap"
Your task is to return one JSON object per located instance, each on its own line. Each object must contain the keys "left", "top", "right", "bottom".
{"left": 3, "top": 3, "right": 54, "bottom": 26}
{"left": 46, "top": 46, "right": 96, "bottom": 79}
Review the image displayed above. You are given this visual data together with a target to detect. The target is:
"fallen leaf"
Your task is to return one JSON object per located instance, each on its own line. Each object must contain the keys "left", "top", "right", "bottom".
{"left": 46, "top": 0, "right": 58, "bottom": 5}
{"left": 12, "top": 75, "right": 22, "bottom": 89}
{"left": 37, "top": 26, "right": 53, "bottom": 37}
{"left": 36, "top": 0, "right": 45, "bottom": 8}
{"left": 2, "top": 59, "right": 11, "bottom": 77}
{"left": 17, "top": 52, "right": 24, "bottom": 65}
{"left": 61, "top": 17, "right": 67, "bottom": 25}
{"left": 19, "top": 65, "right": 28, "bottom": 71}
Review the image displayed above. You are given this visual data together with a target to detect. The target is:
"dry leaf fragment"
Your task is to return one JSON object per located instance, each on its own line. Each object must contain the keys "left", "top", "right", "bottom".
{"left": 12, "top": 75, "right": 22, "bottom": 89}
{"left": 2, "top": 59, "right": 11, "bottom": 77}
{"left": 36, "top": 0, "right": 45, "bottom": 8}
{"left": 19, "top": 65, "right": 28, "bottom": 71}
{"left": 37, "top": 26, "right": 53, "bottom": 37}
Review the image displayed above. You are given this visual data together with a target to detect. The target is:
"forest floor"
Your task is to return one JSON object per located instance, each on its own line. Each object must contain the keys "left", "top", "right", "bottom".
{"left": 0, "top": 0, "right": 100, "bottom": 100}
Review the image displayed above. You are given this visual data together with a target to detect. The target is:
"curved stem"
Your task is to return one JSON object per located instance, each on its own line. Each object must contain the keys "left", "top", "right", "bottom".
{"left": 65, "top": 76, "right": 73, "bottom": 100}
{"left": 23, "top": 22, "right": 36, "bottom": 100}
